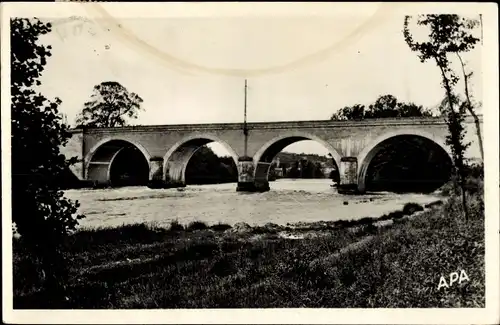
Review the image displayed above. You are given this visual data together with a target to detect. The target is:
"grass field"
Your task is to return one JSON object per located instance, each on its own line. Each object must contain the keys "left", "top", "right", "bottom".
{"left": 13, "top": 189, "right": 484, "bottom": 309}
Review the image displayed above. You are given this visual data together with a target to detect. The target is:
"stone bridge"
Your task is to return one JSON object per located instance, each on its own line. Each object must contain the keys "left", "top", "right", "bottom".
{"left": 60, "top": 115, "right": 483, "bottom": 193}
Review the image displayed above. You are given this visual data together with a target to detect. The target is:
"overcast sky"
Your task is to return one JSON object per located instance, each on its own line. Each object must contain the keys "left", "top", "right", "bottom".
{"left": 35, "top": 6, "right": 482, "bottom": 156}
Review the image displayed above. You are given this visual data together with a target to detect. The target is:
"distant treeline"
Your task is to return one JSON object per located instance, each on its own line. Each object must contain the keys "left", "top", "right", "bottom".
{"left": 186, "top": 147, "right": 336, "bottom": 185}
{"left": 185, "top": 146, "right": 239, "bottom": 185}
{"left": 274, "top": 152, "right": 335, "bottom": 167}
{"left": 269, "top": 152, "right": 336, "bottom": 180}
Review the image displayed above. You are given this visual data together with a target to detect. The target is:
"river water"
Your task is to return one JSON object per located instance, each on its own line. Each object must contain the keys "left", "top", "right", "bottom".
{"left": 64, "top": 179, "right": 443, "bottom": 229}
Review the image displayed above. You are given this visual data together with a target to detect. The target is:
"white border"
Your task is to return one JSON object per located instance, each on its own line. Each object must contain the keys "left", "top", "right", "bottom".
{"left": 2, "top": 2, "right": 499, "bottom": 324}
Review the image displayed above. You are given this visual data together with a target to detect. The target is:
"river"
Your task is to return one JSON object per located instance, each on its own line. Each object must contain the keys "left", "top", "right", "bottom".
{"left": 64, "top": 179, "right": 443, "bottom": 229}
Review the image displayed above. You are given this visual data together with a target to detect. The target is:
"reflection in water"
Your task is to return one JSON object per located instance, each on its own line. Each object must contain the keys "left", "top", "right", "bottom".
{"left": 66, "top": 179, "right": 443, "bottom": 229}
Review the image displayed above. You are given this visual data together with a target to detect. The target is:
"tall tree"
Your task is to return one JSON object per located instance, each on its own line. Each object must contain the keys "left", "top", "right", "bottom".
{"left": 75, "top": 81, "right": 144, "bottom": 127}
{"left": 331, "top": 95, "right": 434, "bottom": 120}
{"left": 331, "top": 104, "right": 365, "bottom": 120}
{"left": 367, "top": 94, "right": 399, "bottom": 118}
{"left": 185, "top": 146, "right": 238, "bottom": 185}
{"left": 403, "top": 14, "right": 480, "bottom": 220}
{"left": 456, "top": 50, "right": 484, "bottom": 162}
{"left": 11, "top": 18, "right": 84, "bottom": 304}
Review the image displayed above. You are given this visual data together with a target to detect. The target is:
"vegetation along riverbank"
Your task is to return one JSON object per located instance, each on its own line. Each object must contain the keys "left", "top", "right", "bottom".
{"left": 13, "top": 174, "right": 484, "bottom": 309}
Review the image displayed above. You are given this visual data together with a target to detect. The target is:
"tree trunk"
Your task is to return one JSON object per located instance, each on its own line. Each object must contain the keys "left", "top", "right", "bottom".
{"left": 435, "top": 56, "right": 469, "bottom": 221}
{"left": 461, "top": 184, "right": 469, "bottom": 222}
{"left": 456, "top": 52, "right": 484, "bottom": 162}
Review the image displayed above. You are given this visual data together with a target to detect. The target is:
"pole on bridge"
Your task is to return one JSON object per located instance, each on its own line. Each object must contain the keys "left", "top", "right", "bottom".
{"left": 236, "top": 79, "right": 258, "bottom": 192}
{"left": 243, "top": 79, "right": 249, "bottom": 157}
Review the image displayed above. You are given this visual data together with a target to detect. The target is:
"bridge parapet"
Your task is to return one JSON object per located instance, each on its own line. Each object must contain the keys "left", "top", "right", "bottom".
{"left": 73, "top": 115, "right": 481, "bottom": 134}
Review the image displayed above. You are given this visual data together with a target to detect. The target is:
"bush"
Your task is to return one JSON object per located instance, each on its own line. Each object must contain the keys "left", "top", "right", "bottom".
{"left": 210, "top": 223, "right": 232, "bottom": 232}
{"left": 252, "top": 227, "right": 277, "bottom": 235}
{"left": 402, "top": 203, "right": 424, "bottom": 216}
{"left": 387, "top": 211, "right": 405, "bottom": 220}
{"left": 378, "top": 214, "right": 392, "bottom": 221}
{"left": 168, "top": 220, "right": 184, "bottom": 232}
{"left": 333, "top": 219, "right": 356, "bottom": 228}
{"left": 356, "top": 223, "right": 378, "bottom": 236}
{"left": 440, "top": 163, "right": 484, "bottom": 196}
{"left": 187, "top": 221, "right": 208, "bottom": 231}
{"left": 358, "top": 217, "right": 375, "bottom": 225}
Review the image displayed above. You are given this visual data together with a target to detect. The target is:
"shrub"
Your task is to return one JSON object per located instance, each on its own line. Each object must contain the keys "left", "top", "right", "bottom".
{"left": 210, "top": 223, "right": 232, "bottom": 232}
{"left": 402, "top": 203, "right": 424, "bottom": 216}
{"left": 464, "top": 175, "right": 484, "bottom": 195}
{"left": 168, "top": 220, "right": 184, "bottom": 232}
{"left": 439, "top": 181, "right": 456, "bottom": 196}
{"left": 358, "top": 217, "right": 375, "bottom": 225}
{"left": 187, "top": 221, "right": 208, "bottom": 231}
{"left": 465, "top": 162, "right": 484, "bottom": 178}
{"left": 356, "top": 223, "right": 378, "bottom": 236}
{"left": 387, "top": 211, "right": 404, "bottom": 220}
{"left": 378, "top": 214, "right": 392, "bottom": 221}
{"left": 333, "top": 219, "right": 356, "bottom": 228}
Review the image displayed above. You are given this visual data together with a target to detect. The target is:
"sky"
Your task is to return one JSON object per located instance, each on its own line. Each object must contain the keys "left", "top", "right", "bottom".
{"left": 35, "top": 6, "right": 483, "bottom": 157}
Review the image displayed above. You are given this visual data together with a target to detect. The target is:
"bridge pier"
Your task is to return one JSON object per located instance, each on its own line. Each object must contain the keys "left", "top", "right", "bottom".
{"left": 254, "top": 161, "right": 271, "bottom": 192}
{"left": 236, "top": 157, "right": 270, "bottom": 192}
{"left": 147, "top": 157, "right": 188, "bottom": 189}
{"left": 338, "top": 157, "right": 361, "bottom": 194}
{"left": 147, "top": 157, "right": 166, "bottom": 188}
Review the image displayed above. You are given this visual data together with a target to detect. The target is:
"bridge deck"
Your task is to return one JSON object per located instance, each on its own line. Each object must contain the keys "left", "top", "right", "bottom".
{"left": 70, "top": 115, "right": 481, "bottom": 134}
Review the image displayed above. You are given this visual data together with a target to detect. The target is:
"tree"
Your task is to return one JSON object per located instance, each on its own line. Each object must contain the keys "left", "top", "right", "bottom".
{"left": 397, "top": 101, "right": 433, "bottom": 118}
{"left": 403, "top": 14, "right": 480, "bottom": 220}
{"left": 75, "top": 81, "right": 144, "bottom": 127}
{"left": 11, "top": 18, "right": 84, "bottom": 304}
{"left": 331, "top": 104, "right": 365, "bottom": 120}
{"left": 367, "top": 94, "right": 399, "bottom": 118}
{"left": 330, "top": 95, "right": 434, "bottom": 120}
{"left": 185, "top": 146, "right": 238, "bottom": 185}
{"left": 456, "top": 50, "right": 484, "bottom": 162}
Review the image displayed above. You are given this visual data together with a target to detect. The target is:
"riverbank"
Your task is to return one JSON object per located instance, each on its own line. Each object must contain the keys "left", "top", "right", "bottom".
{"left": 13, "top": 191, "right": 484, "bottom": 308}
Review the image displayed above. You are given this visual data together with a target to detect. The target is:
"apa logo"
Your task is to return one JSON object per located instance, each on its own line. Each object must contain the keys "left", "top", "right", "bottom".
{"left": 437, "top": 270, "right": 470, "bottom": 290}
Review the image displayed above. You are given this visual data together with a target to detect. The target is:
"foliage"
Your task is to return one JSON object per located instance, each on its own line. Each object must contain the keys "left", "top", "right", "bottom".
{"left": 332, "top": 103, "right": 366, "bottom": 120}
{"left": 402, "top": 202, "right": 424, "bottom": 215}
{"left": 439, "top": 163, "right": 484, "bottom": 196}
{"left": 285, "top": 159, "right": 325, "bottom": 179}
{"left": 271, "top": 152, "right": 335, "bottom": 180}
{"left": 185, "top": 146, "right": 238, "bottom": 185}
{"left": 456, "top": 52, "right": 484, "bottom": 161}
{"left": 187, "top": 221, "right": 209, "bottom": 231}
{"left": 11, "top": 18, "right": 84, "bottom": 301}
{"left": 169, "top": 220, "right": 185, "bottom": 232}
{"left": 75, "top": 81, "right": 144, "bottom": 128}
{"left": 210, "top": 223, "right": 233, "bottom": 232}
{"left": 331, "top": 94, "right": 434, "bottom": 120}
{"left": 403, "top": 14, "right": 480, "bottom": 219}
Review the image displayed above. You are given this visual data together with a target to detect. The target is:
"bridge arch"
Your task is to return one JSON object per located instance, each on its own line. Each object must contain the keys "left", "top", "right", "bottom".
{"left": 357, "top": 129, "right": 453, "bottom": 193}
{"left": 162, "top": 133, "right": 239, "bottom": 185}
{"left": 253, "top": 132, "right": 342, "bottom": 184}
{"left": 85, "top": 137, "right": 151, "bottom": 186}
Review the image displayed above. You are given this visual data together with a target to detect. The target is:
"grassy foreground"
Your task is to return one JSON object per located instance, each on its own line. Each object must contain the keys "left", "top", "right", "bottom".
{"left": 13, "top": 192, "right": 484, "bottom": 309}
